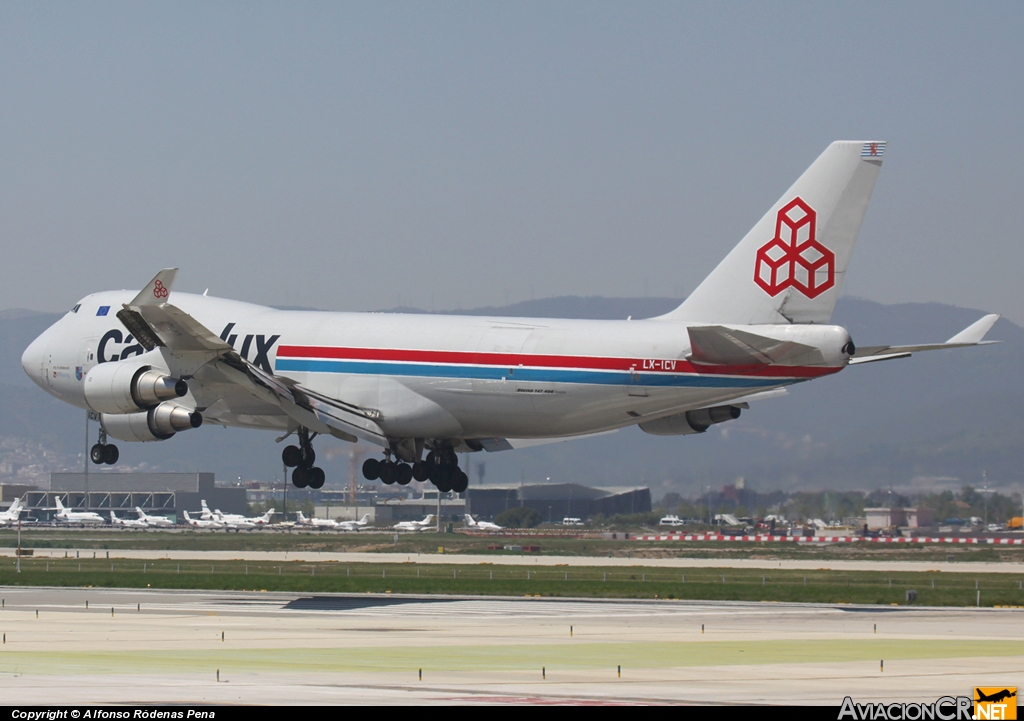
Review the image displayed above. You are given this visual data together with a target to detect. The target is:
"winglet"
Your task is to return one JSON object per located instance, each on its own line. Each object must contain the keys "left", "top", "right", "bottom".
{"left": 129, "top": 268, "right": 178, "bottom": 307}
{"left": 946, "top": 314, "right": 999, "bottom": 345}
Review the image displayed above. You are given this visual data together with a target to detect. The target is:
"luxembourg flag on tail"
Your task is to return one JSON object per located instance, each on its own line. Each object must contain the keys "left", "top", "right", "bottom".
{"left": 861, "top": 141, "right": 886, "bottom": 158}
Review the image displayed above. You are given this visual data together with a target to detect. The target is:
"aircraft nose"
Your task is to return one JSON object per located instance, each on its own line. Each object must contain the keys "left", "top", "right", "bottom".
{"left": 21, "top": 334, "right": 47, "bottom": 386}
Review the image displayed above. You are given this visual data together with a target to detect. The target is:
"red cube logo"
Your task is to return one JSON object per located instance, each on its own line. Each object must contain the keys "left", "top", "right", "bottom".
{"left": 754, "top": 197, "right": 834, "bottom": 298}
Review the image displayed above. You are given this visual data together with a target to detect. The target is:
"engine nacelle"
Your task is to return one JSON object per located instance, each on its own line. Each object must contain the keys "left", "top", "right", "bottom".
{"left": 101, "top": 403, "right": 203, "bottom": 442}
{"left": 84, "top": 362, "right": 188, "bottom": 414}
{"left": 638, "top": 405, "right": 741, "bottom": 436}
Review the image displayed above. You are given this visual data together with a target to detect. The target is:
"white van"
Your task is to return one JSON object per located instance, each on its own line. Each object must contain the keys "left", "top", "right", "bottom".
{"left": 561, "top": 517, "right": 584, "bottom": 526}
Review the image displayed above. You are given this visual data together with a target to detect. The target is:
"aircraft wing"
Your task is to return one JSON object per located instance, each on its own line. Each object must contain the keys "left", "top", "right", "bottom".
{"left": 849, "top": 314, "right": 999, "bottom": 365}
{"left": 119, "top": 269, "right": 388, "bottom": 446}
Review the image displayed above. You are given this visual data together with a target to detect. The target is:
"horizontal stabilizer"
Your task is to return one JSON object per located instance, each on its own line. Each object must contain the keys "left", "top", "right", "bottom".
{"left": 688, "top": 326, "right": 825, "bottom": 367}
{"left": 849, "top": 314, "right": 999, "bottom": 365}
{"left": 480, "top": 429, "right": 617, "bottom": 452}
{"left": 692, "top": 387, "right": 789, "bottom": 410}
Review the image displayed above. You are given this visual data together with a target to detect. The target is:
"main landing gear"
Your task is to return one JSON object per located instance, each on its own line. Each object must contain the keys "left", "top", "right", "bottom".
{"left": 362, "top": 446, "right": 468, "bottom": 493}
{"left": 282, "top": 428, "right": 325, "bottom": 489}
{"left": 90, "top": 427, "right": 119, "bottom": 465}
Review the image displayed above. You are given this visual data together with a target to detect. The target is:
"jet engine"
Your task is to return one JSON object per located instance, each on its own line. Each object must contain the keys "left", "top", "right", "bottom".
{"left": 638, "top": 405, "right": 741, "bottom": 436}
{"left": 101, "top": 403, "right": 203, "bottom": 442}
{"left": 84, "top": 362, "right": 188, "bottom": 414}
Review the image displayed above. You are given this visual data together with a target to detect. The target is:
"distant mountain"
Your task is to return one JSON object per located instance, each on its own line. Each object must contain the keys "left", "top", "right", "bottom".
{"left": 1, "top": 297, "right": 1018, "bottom": 497}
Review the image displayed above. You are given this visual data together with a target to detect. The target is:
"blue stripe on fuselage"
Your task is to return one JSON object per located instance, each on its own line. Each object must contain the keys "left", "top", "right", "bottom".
{"left": 274, "top": 358, "right": 794, "bottom": 388}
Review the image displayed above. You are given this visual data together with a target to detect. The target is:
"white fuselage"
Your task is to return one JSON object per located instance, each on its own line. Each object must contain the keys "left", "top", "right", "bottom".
{"left": 22, "top": 292, "right": 848, "bottom": 445}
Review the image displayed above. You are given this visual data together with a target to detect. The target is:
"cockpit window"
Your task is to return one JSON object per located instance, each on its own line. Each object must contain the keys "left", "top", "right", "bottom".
{"left": 71, "top": 304, "right": 81, "bottom": 313}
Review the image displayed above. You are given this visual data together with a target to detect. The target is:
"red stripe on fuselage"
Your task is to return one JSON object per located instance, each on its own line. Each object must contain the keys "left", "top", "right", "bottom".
{"left": 275, "top": 345, "right": 840, "bottom": 379}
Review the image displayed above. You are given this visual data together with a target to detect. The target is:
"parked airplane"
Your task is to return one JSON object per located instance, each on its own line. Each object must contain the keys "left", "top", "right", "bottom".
{"left": 394, "top": 514, "right": 435, "bottom": 532}
{"left": 53, "top": 497, "right": 104, "bottom": 525}
{"left": 0, "top": 498, "right": 25, "bottom": 526}
{"left": 110, "top": 510, "right": 148, "bottom": 529}
{"left": 336, "top": 514, "right": 371, "bottom": 532}
{"left": 464, "top": 514, "right": 503, "bottom": 531}
{"left": 295, "top": 511, "right": 338, "bottom": 529}
{"left": 183, "top": 510, "right": 223, "bottom": 529}
{"left": 135, "top": 507, "right": 175, "bottom": 527}
{"left": 199, "top": 500, "right": 273, "bottom": 528}
{"left": 22, "top": 141, "right": 999, "bottom": 495}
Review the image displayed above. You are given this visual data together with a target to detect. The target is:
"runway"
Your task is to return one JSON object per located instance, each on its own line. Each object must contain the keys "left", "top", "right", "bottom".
{"left": 3, "top": 548, "right": 1024, "bottom": 574}
{"left": 0, "top": 587, "right": 1020, "bottom": 704}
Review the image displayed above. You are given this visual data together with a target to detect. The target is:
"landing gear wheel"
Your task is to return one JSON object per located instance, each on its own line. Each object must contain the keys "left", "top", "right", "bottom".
{"left": 396, "top": 463, "right": 413, "bottom": 485}
{"left": 379, "top": 462, "right": 397, "bottom": 485}
{"left": 431, "top": 464, "right": 453, "bottom": 486}
{"left": 282, "top": 445, "right": 302, "bottom": 468}
{"left": 451, "top": 469, "right": 468, "bottom": 493}
{"left": 411, "top": 461, "right": 429, "bottom": 482}
{"left": 90, "top": 444, "right": 106, "bottom": 465}
{"left": 308, "top": 467, "right": 326, "bottom": 489}
{"left": 302, "top": 447, "right": 316, "bottom": 467}
{"left": 362, "top": 458, "right": 380, "bottom": 480}
{"left": 292, "top": 467, "right": 310, "bottom": 488}
{"left": 103, "top": 444, "right": 119, "bottom": 465}
{"left": 435, "top": 475, "right": 453, "bottom": 493}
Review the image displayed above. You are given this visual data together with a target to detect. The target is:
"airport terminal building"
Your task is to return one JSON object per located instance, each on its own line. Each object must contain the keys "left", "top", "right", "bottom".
{"left": 11, "top": 472, "right": 247, "bottom": 523}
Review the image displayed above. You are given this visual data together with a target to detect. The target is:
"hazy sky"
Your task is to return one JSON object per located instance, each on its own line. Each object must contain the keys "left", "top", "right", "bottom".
{"left": 2, "top": 3, "right": 1022, "bottom": 322}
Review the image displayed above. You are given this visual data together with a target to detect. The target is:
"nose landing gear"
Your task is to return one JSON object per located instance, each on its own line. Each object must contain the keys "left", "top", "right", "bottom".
{"left": 282, "top": 428, "right": 325, "bottom": 489}
{"left": 90, "top": 428, "right": 119, "bottom": 465}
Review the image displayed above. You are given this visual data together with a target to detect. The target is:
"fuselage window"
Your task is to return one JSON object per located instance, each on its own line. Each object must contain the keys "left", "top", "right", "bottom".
{"left": 71, "top": 304, "right": 81, "bottom": 313}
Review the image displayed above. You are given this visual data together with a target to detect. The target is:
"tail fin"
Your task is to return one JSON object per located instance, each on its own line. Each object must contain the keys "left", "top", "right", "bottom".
{"left": 660, "top": 141, "right": 885, "bottom": 325}
{"left": 183, "top": 510, "right": 192, "bottom": 520}
{"left": 55, "top": 497, "right": 65, "bottom": 511}
{"left": 135, "top": 507, "right": 145, "bottom": 517}
{"left": 359, "top": 514, "right": 369, "bottom": 523}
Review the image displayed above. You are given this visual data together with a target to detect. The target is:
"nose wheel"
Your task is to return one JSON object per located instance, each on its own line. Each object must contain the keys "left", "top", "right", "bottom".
{"left": 90, "top": 428, "right": 119, "bottom": 465}
{"left": 281, "top": 427, "right": 325, "bottom": 489}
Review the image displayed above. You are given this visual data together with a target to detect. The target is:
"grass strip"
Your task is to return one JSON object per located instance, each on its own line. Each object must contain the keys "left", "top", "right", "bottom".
{"left": 0, "top": 639, "right": 1020, "bottom": 675}
{"left": 4, "top": 559, "right": 1024, "bottom": 606}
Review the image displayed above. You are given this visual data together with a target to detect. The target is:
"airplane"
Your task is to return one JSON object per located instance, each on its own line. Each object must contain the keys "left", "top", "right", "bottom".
{"left": 182, "top": 510, "right": 224, "bottom": 529}
{"left": 199, "top": 500, "right": 222, "bottom": 521}
{"left": 199, "top": 500, "right": 272, "bottom": 528}
{"left": 53, "top": 497, "right": 104, "bottom": 525}
{"left": 336, "top": 513, "right": 371, "bottom": 532}
{"left": 21, "top": 141, "right": 999, "bottom": 495}
{"left": 394, "top": 514, "right": 435, "bottom": 532}
{"left": 295, "top": 511, "right": 339, "bottom": 529}
{"left": 135, "top": 506, "right": 175, "bottom": 527}
{"left": 110, "top": 510, "right": 148, "bottom": 529}
{"left": 0, "top": 498, "right": 25, "bottom": 526}
{"left": 976, "top": 689, "right": 1016, "bottom": 704}
{"left": 464, "top": 514, "right": 503, "bottom": 531}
